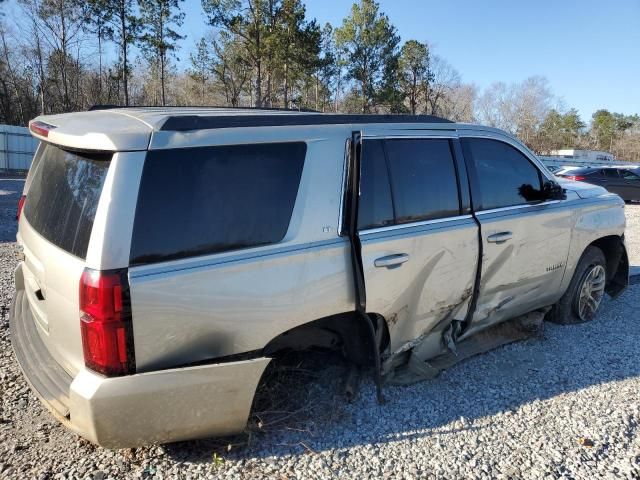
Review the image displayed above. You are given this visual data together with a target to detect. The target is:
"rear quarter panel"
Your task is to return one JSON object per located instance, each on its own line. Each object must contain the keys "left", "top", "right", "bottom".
{"left": 128, "top": 130, "right": 356, "bottom": 372}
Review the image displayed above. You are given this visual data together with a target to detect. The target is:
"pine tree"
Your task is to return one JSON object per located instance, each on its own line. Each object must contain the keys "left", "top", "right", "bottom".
{"left": 189, "top": 37, "right": 213, "bottom": 104}
{"left": 334, "top": 0, "right": 400, "bottom": 113}
{"left": 398, "top": 40, "right": 433, "bottom": 115}
{"left": 89, "top": 0, "right": 141, "bottom": 106}
{"left": 202, "top": 0, "right": 269, "bottom": 107}
{"left": 139, "top": 0, "right": 185, "bottom": 105}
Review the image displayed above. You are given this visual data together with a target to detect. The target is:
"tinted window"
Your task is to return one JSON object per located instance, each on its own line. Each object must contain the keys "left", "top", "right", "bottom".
{"left": 130, "top": 142, "right": 306, "bottom": 265}
{"left": 385, "top": 139, "right": 460, "bottom": 223}
{"left": 603, "top": 169, "right": 620, "bottom": 178}
{"left": 621, "top": 170, "right": 640, "bottom": 181}
{"left": 24, "top": 144, "right": 111, "bottom": 259}
{"left": 358, "top": 140, "right": 394, "bottom": 230}
{"left": 461, "top": 138, "right": 543, "bottom": 210}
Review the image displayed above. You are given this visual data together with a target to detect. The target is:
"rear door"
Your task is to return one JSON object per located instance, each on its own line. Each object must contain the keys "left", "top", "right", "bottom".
{"left": 619, "top": 169, "right": 640, "bottom": 200}
{"left": 600, "top": 168, "right": 626, "bottom": 197}
{"left": 357, "top": 132, "right": 479, "bottom": 355}
{"left": 460, "top": 136, "right": 573, "bottom": 335}
{"left": 17, "top": 144, "right": 112, "bottom": 374}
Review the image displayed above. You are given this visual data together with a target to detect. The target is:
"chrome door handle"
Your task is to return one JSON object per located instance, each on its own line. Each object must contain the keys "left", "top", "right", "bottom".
{"left": 374, "top": 253, "right": 410, "bottom": 268}
{"left": 487, "top": 232, "right": 513, "bottom": 244}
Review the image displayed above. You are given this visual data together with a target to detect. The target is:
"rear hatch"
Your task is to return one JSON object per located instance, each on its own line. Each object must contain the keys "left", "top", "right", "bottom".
{"left": 18, "top": 143, "right": 111, "bottom": 375}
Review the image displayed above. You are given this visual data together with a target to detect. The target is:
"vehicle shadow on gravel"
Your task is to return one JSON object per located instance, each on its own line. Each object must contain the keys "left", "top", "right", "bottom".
{"left": 162, "top": 287, "right": 640, "bottom": 465}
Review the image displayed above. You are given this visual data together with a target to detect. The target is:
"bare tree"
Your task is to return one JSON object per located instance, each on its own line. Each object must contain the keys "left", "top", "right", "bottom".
{"left": 424, "top": 55, "right": 461, "bottom": 117}
{"left": 476, "top": 75, "right": 553, "bottom": 143}
{"left": 19, "top": 0, "right": 87, "bottom": 111}
{"left": 0, "top": 25, "right": 27, "bottom": 123}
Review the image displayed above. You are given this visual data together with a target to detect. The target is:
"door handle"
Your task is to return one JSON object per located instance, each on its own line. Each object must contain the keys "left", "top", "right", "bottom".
{"left": 487, "top": 232, "right": 513, "bottom": 244}
{"left": 374, "top": 253, "right": 410, "bottom": 268}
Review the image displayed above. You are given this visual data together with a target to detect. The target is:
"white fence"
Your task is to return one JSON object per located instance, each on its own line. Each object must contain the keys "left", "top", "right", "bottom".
{"left": 0, "top": 124, "right": 38, "bottom": 173}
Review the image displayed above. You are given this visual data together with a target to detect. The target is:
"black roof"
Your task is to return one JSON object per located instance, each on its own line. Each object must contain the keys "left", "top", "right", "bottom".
{"left": 159, "top": 113, "right": 453, "bottom": 132}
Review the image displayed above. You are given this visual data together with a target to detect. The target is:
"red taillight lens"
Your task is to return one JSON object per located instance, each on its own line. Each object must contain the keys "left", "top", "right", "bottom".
{"left": 79, "top": 268, "right": 135, "bottom": 376}
{"left": 16, "top": 195, "right": 26, "bottom": 221}
{"left": 29, "top": 120, "right": 56, "bottom": 137}
{"left": 563, "top": 175, "right": 586, "bottom": 181}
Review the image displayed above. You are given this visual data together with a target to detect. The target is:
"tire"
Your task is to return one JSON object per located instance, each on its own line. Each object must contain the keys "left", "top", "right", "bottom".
{"left": 546, "top": 246, "right": 607, "bottom": 325}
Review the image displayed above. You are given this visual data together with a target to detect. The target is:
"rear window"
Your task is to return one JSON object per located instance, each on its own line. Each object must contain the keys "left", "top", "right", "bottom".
{"left": 358, "top": 138, "right": 461, "bottom": 230}
{"left": 384, "top": 138, "right": 460, "bottom": 223}
{"left": 130, "top": 142, "right": 306, "bottom": 265}
{"left": 358, "top": 140, "right": 394, "bottom": 230}
{"left": 23, "top": 144, "right": 111, "bottom": 259}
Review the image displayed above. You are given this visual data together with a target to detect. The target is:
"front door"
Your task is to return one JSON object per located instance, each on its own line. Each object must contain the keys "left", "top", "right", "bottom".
{"left": 460, "top": 136, "right": 573, "bottom": 336}
{"left": 357, "top": 133, "right": 479, "bottom": 357}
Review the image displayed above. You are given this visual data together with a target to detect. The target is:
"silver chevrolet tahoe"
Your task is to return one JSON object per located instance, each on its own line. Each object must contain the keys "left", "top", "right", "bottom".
{"left": 10, "top": 108, "right": 629, "bottom": 448}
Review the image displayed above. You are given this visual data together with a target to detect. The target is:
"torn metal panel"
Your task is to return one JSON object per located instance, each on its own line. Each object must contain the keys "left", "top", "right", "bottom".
{"left": 384, "top": 311, "right": 546, "bottom": 386}
{"left": 360, "top": 217, "right": 479, "bottom": 355}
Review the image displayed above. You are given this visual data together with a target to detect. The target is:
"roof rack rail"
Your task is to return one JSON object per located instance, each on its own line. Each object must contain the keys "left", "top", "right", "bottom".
{"left": 160, "top": 114, "right": 453, "bottom": 131}
{"left": 88, "top": 104, "right": 321, "bottom": 113}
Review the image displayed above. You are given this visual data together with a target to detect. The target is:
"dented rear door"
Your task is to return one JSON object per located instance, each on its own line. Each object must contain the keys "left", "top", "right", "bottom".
{"left": 357, "top": 132, "right": 480, "bottom": 355}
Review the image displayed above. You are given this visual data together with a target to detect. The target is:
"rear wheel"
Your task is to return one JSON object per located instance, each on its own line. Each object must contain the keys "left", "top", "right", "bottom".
{"left": 546, "top": 246, "right": 607, "bottom": 324}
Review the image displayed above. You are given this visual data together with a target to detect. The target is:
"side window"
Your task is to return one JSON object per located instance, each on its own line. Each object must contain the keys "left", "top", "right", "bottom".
{"left": 130, "top": 142, "right": 306, "bottom": 265}
{"left": 384, "top": 139, "right": 460, "bottom": 223}
{"left": 461, "top": 138, "right": 543, "bottom": 210}
{"left": 621, "top": 170, "right": 640, "bottom": 181}
{"left": 358, "top": 140, "right": 394, "bottom": 230}
{"left": 603, "top": 169, "right": 620, "bottom": 178}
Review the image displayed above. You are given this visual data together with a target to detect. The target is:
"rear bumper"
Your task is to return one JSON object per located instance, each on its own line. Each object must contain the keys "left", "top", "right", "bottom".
{"left": 10, "top": 284, "right": 271, "bottom": 448}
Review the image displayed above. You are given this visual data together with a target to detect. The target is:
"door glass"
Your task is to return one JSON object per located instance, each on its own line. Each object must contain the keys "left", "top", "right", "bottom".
{"left": 621, "top": 170, "right": 640, "bottom": 181}
{"left": 358, "top": 140, "right": 394, "bottom": 230}
{"left": 603, "top": 169, "right": 620, "bottom": 178}
{"left": 384, "top": 139, "right": 460, "bottom": 223}
{"left": 461, "top": 138, "right": 543, "bottom": 210}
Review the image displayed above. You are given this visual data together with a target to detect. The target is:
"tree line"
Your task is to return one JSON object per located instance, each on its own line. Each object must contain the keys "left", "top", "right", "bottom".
{"left": 1, "top": 0, "right": 638, "bottom": 160}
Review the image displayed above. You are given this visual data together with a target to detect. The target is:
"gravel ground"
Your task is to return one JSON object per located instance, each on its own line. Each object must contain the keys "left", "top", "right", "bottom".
{"left": 1, "top": 178, "right": 639, "bottom": 479}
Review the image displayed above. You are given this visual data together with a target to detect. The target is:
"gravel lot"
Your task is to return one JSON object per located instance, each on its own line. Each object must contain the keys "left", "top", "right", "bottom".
{"left": 1, "top": 178, "right": 639, "bottom": 479}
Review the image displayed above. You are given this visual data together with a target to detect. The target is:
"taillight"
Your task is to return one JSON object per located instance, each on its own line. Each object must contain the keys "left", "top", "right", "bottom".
{"left": 16, "top": 195, "right": 26, "bottom": 221}
{"left": 562, "top": 175, "right": 586, "bottom": 181}
{"left": 79, "top": 268, "right": 135, "bottom": 376}
{"left": 29, "top": 120, "right": 56, "bottom": 137}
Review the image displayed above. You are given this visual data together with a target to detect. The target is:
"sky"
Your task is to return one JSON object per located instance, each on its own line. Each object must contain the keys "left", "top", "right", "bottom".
{"left": 177, "top": 0, "right": 640, "bottom": 122}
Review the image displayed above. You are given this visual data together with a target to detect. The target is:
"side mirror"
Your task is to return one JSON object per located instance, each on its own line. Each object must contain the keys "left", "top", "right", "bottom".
{"left": 543, "top": 180, "right": 566, "bottom": 201}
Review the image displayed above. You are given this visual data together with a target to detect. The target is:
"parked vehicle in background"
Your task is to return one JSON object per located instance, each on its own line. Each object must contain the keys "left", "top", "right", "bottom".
{"left": 557, "top": 166, "right": 640, "bottom": 202}
{"left": 10, "top": 108, "right": 629, "bottom": 448}
{"left": 554, "top": 166, "right": 581, "bottom": 176}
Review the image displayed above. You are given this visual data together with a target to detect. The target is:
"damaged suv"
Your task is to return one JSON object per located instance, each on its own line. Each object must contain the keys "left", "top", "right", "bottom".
{"left": 11, "top": 108, "right": 628, "bottom": 448}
